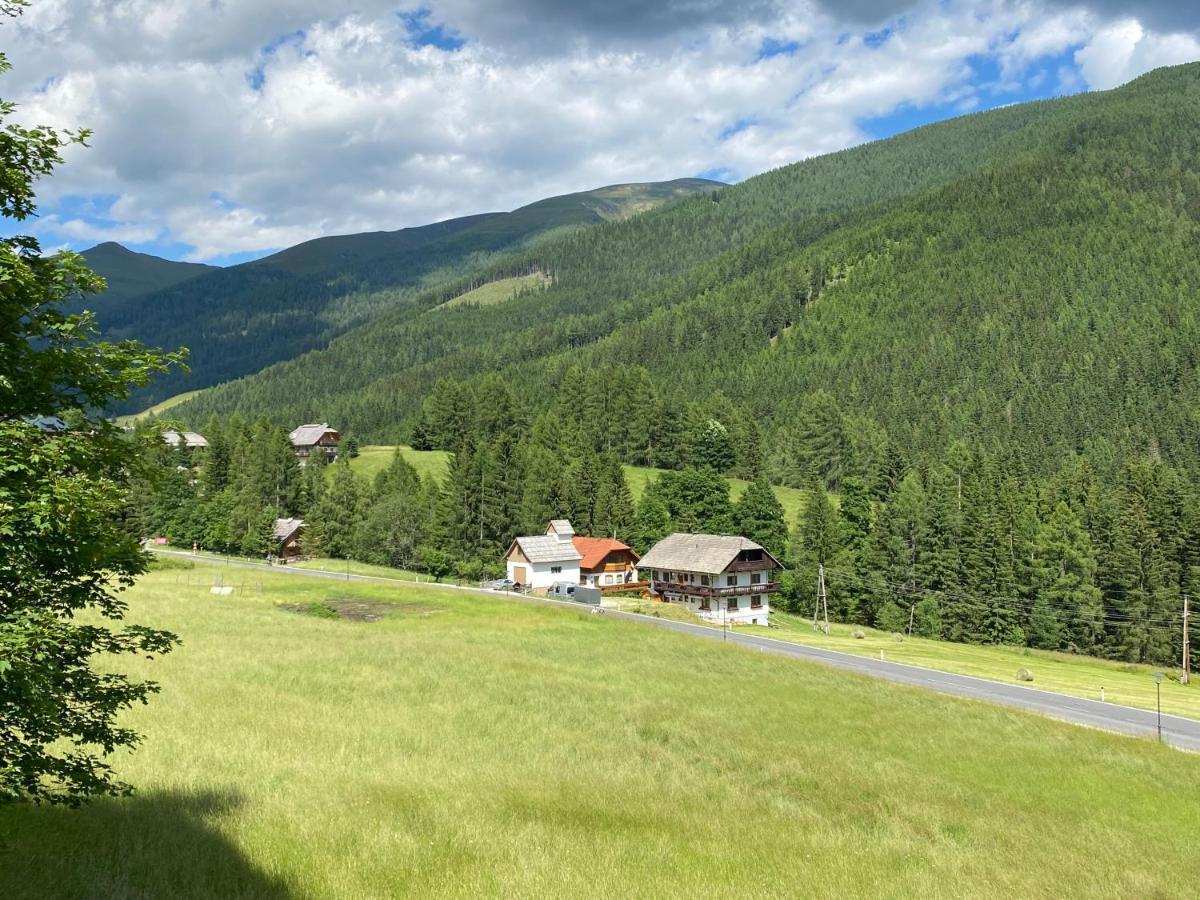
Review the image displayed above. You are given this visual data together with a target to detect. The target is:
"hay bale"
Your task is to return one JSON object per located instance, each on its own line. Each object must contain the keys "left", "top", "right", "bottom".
{"left": 1016, "top": 667, "right": 1034, "bottom": 682}
{"left": 851, "top": 629, "right": 866, "bottom": 640}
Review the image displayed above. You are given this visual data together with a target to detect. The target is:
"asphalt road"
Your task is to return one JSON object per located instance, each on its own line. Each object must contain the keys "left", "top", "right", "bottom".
{"left": 158, "top": 550, "right": 1200, "bottom": 751}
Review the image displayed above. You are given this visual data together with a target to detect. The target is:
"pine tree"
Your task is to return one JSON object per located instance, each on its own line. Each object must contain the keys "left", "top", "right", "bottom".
{"left": 1031, "top": 501, "right": 1103, "bottom": 652}
{"left": 630, "top": 490, "right": 671, "bottom": 554}
{"left": 309, "top": 458, "right": 364, "bottom": 559}
{"left": 592, "top": 454, "right": 636, "bottom": 539}
{"left": 735, "top": 474, "right": 789, "bottom": 560}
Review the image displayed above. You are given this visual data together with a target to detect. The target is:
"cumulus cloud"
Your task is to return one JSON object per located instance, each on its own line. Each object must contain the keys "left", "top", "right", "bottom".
{"left": 4, "top": 0, "right": 1198, "bottom": 261}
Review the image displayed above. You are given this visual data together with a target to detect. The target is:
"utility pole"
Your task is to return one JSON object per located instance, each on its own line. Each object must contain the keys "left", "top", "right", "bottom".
{"left": 1183, "top": 594, "right": 1191, "bottom": 686}
{"left": 812, "top": 563, "right": 830, "bottom": 634}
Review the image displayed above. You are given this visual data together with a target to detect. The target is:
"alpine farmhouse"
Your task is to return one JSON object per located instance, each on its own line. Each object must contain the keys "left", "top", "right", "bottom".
{"left": 639, "top": 533, "right": 782, "bottom": 626}
{"left": 289, "top": 424, "right": 340, "bottom": 463}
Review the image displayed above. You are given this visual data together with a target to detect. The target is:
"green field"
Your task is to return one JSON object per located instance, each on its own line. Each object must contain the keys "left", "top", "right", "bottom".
{"left": 438, "top": 272, "right": 551, "bottom": 309}
{"left": 623, "top": 464, "right": 813, "bottom": 525}
{"left": 114, "top": 390, "right": 204, "bottom": 427}
{"left": 4, "top": 559, "right": 1199, "bottom": 898}
{"left": 344, "top": 444, "right": 450, "bottom": 484}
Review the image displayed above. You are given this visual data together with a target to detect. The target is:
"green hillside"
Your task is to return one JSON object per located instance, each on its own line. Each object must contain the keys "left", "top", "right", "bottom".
{"left": 177, "top": 65, "right": 1200, "bottom": 481}
{"left": 98, "top": 178, "right": 721, "bottom": 411}
{"left": 80, "top": 241, "right": 213, "bottom": 307}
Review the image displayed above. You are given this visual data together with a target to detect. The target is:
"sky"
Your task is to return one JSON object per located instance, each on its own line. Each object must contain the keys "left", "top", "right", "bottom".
{"left": 4, "top": 0, "right": 1199, "bottom": 265}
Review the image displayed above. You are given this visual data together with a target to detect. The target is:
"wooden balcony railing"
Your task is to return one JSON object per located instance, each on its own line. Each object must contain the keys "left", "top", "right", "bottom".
{"left": 649, "top": 581, "right": 780, "bottom": 597}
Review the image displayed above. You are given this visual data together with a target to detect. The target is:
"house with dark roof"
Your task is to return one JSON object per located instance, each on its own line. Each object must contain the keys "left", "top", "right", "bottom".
{"left": 272, "top": 518, "right": 306, "bottom": 561}
{"left": 572, "top": 536, "right": 640, "bottom": 588}
{"left": 504, "top": 520, "right": 583, "bottom": 589}
{"left": 289, "top": 424, "right": 340, "bottom": 463}
{"left": 639, "top": 533, "right": 782, "bottom": 626}
{"left": 23, "top": 415, "right": 68, "bottom": 434}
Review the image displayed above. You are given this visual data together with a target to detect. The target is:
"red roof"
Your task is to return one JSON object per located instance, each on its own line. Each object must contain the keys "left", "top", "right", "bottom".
{"left": 571, "top": 536, "right": 639, "bottom": 572}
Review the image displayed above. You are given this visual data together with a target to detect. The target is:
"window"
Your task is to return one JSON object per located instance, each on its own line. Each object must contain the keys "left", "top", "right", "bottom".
{"left": 751, "top": 595, "right": 763, "bottom": 609}
{"left": 699, "top": 598, "right": 710, "bottom": 611}
{"left": 700, "top": 575, "right": 710, "bottom": 586}
{"left": 551, "top": 566, "right": 562, "bottom": 575}
{"left": 604, "top": 574, "right": 613, "bottom": 585}
{"left": 750, "top": 573, "right": 762, "bottom": 585}
{"left": 727, "top": 597, "right": 738, "bottom": 611}
{"left": 662, "top": 571, "right": 671, "bottom": 582}
{"left": 726, "top": 575, "right": 737, "bottom": 587}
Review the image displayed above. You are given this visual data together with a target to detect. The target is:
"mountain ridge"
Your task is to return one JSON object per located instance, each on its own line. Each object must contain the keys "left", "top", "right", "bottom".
{"left": 174, "top": 62, "right": 1200, "bottom": 482}
{"left": 83, "top": 177, "right": 723, "bottom": 410}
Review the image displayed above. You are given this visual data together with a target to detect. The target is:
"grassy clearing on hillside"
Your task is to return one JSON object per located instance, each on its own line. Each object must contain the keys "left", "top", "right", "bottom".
{"left": 343, "top": 449, "right": 808, "bottom": 524}
{"left": 438, "top": 272, "right": 551, "bottom": 309}
{"left": 3, "top": 561, "right": 1199, "bottom": 899}
{"left": 769, "top": 613, "right": 1200, "bottom": 722}
{"left": 114, "top": 390, "right": 203, "bottom": 427}
{"left": 623, "top": 464, "right": 813, "bottom": 525}
{"left": 344, "top": 444, "right": 449, "bottom": 484}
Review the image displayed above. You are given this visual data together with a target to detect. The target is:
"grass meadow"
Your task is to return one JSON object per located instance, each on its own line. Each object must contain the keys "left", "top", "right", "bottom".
{"left": 2, "top": 560, "right": 1199, "bottom": 898}
{"left": 344, "top": 445, "right": 450, "bottom": 484}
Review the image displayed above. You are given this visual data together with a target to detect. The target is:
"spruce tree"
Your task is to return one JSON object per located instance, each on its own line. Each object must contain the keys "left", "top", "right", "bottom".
{"left": 734, "top": 474, "right": 789, "bottom": 560}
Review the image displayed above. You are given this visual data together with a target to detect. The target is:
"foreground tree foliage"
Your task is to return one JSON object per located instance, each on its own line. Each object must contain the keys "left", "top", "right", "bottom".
{"left": 0, "top": 2, "right": 181, "bottom": 805}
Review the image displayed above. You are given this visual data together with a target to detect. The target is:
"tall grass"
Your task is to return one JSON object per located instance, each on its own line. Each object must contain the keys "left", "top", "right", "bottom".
{"left": 3, "top": 563, "right": 1198, "bottom": 898}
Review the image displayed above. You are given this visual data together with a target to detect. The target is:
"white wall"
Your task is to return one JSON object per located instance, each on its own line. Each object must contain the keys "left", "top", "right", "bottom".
{"left": 507, "top": 558, "right": 580, "bottom": 589}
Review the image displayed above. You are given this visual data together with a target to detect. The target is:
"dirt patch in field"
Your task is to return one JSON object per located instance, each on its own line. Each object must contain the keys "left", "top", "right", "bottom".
{"left": 279, "top": 599, "right": 445, "bottom": 622}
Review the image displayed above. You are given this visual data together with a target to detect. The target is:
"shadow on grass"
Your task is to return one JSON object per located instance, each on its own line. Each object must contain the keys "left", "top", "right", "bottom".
{"left": 0, "top": 789, "right": 294, "bottom": 900}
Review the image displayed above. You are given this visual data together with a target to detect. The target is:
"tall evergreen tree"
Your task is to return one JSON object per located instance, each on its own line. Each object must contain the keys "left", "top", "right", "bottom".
{"left": 735, "top": 474, "right": 788, "bottom": 560}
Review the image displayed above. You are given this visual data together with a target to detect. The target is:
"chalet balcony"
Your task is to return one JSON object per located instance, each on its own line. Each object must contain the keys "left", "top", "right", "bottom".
{"left": 649, "top": 580, "right": 780, "bottom": 598}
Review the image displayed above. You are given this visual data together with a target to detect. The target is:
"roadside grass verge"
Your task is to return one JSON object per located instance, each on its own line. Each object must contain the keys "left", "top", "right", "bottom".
{"left": 3, "top": 560, "right": 1199, "bottom": 898}
{"left": 767, "top": 612, "right": 1200, "bottom": 721}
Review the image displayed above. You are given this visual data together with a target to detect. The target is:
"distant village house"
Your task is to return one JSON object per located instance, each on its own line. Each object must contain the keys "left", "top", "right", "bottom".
{"left": 273, "top": 518, "right": 306, "bottom": 562}
{"left": 505, "top": 519, "right": 582, "bottom": 589}
{"left": 162, "top": 429, "right": 209, "bottom": 450}
{"left": 289, "top": 424, "right": 340, "bottom": 463}
{"left": 639, "top": 533, "right": 782, "bottom": 626}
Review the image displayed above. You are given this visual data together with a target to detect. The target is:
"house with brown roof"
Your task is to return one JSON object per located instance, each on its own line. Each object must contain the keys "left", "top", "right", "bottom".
{"left": 639, "top": 533, "right": 782, "bottom": 626}
{"left": 504, "top": 520, "right": 583, "bottom": 589}
{"left": 289, "top": 424, "right": 340, "bottom": 464}
{"left": 573, "top": 536, "right": 640, "bottom": 588}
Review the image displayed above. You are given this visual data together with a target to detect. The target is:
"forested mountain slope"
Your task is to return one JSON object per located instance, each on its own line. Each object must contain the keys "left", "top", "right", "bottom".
{"left": 180, "top": 64, "right": 1200, "bottom": 481}
{"left": 98, "top": 178, "right": 721, "bottom": 410}
{"left": 81, "top": 241, "right": 213, "bottom": 306}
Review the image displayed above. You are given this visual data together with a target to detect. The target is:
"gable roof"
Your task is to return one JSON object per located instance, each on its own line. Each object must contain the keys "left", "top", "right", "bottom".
{"left": 572, "top": 536, "right": 639, "bottom": 571}
{"left": 507, "top": 534, "right": 583, "bottom": 564}
{"left": 273, "top": 517, "right": 305, "bottom": 544}
{"left": 23, "top": 415, "right": 68, "bottom": 434}
{"left": 546, "top": 519, "right": 575, "bottom": 536}
{"left": 638, "top": 533, "right": 781, "bottom": 574}
{"left": 289, "top": 424, "right": 338, "bottom": 447}
{"left": 163, "top": 429, "right": 208, "bottom": 448}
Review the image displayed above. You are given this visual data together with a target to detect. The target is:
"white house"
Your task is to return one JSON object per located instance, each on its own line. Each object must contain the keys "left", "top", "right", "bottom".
{"left": 504, "top": 519, "right": 583, "bottom": 589}
{"left": 639, "top": 533, "right": 782, "bottom": 626}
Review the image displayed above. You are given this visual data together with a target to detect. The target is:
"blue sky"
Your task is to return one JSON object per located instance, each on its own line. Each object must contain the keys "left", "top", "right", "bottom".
{"left": 5, "top": 1, "right": 1197, "bottom": 264}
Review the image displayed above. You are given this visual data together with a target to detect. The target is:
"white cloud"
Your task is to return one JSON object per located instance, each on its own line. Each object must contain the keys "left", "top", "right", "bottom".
{"left": 1074, "top": 17, "right": 1200, "bottom": 89}
{"left": 3, "top": 0, "right": 1198, "bottom": 261}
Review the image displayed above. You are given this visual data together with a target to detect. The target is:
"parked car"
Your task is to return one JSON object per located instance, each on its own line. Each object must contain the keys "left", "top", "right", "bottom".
{"left": 484, "top": 578, "right": 516, "bottom": 591}
{"left": 547, "top": 582, "right": 577, "bottom": 598}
